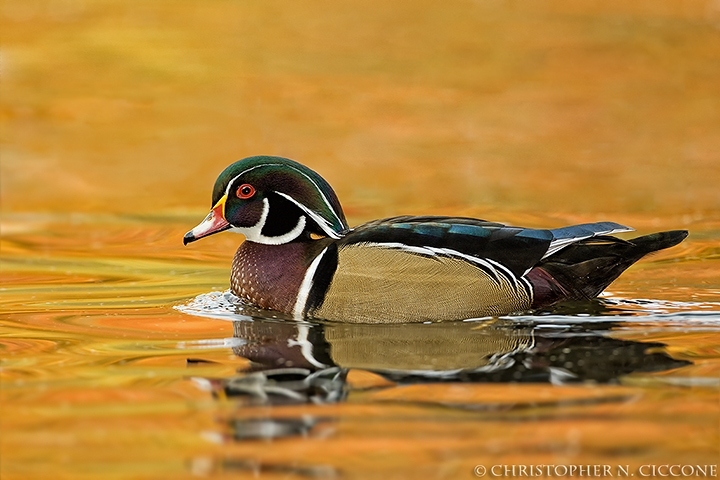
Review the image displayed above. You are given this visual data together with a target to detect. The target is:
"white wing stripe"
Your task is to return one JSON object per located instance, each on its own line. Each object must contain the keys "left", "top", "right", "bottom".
{"left": 520, "top": 276, "right": 534, "bottom": 303}
{"left": 544, "top": 226, "right": 633, "bottom": 258}
{"left": 361, "top": 242, "right": 528, "bottom": 293}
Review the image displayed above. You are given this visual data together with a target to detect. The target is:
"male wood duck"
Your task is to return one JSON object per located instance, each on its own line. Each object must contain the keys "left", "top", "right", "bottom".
{"left": 184, "top": 155, "right": 688, "bottom": 323}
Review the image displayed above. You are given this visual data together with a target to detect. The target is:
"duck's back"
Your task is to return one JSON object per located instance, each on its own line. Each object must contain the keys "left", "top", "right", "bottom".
{"left": 305, "top": 217, "right": 687, "bottom": 323}
{"left": 309, "top": 216, "right": 546, "bottom": 323}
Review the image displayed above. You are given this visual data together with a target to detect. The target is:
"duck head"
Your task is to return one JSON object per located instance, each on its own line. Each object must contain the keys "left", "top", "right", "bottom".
{"left": 184, "top": 156, "right": 348, "bottom": 246}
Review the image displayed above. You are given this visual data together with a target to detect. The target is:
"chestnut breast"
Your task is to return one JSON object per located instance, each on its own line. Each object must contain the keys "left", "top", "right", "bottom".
{"left": 231, "top": 241, "right": 317, "bottom": 313}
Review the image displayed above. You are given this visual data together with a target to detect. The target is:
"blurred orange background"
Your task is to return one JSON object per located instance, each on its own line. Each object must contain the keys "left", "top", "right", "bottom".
{"left": 3, "top": 0, "right": 719, "bottom": 224}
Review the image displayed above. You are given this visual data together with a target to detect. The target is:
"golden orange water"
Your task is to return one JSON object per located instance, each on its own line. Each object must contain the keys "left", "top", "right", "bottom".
{"left": 2, "top": 1, "right": 720, "bottom": 478}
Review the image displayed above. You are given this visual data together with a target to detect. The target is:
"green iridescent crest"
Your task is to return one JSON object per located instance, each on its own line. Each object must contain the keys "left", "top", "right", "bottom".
{"left": 212, "top": 156, "right": 348, "bottom": 236}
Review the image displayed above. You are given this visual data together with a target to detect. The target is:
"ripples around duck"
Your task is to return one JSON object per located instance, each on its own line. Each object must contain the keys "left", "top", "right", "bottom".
{"left": 2, "top": 216, "right": 720, "bottom": 478}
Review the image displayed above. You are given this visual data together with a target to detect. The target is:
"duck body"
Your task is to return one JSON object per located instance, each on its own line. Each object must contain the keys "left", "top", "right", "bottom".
{"left": 185, "top": 156, "right": 688, "bottom": 323}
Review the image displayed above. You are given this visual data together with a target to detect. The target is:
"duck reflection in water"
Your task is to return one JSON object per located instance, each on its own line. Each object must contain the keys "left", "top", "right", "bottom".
{"left": 208, "top": 312, "right": 689, "bottom": 406}
{"left": 192, "top": 310, "right": 690, "bottom": 447}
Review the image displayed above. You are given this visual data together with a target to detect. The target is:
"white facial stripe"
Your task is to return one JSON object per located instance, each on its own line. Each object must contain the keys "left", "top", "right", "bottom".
{"left": 293, "top": 246, "right": 329, "bottom": 320}
{"left": 223, "top": 162, "right": 345, "bottom": 233}
{"left": 230, "top": 197, "right": 307, "bottom": 245}
{"left": 274, "top": 191, "right": 341, "bottom": 239}
{"left": 224, "top": 163, "right": 271, "bottom": 198}
{"left": 283, "top": 164, "right": 345, "bottom": 229}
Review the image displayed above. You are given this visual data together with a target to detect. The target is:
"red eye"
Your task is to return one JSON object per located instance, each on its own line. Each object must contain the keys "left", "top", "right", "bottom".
{"left": 236, "top": 184, "right": 255, "bottom": 199}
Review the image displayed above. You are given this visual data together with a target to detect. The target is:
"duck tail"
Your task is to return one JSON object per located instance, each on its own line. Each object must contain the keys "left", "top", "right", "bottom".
{"left": 527, "top": 230, "right": 688, "bottom": 308}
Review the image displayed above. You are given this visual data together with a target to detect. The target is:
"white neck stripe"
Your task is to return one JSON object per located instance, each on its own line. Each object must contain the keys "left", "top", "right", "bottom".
{"left": 230, "top": 197, "right": 307, "bottom": 245}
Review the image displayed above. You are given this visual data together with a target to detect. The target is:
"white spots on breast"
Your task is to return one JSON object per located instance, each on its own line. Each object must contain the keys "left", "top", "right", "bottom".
{"left": 232, "top": 247, "right": 267, "bottom": 308}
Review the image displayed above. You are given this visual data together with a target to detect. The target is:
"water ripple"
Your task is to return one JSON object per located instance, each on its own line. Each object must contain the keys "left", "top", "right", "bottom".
{"left": 177, "top": 290, "right": 720, "bottom": 327}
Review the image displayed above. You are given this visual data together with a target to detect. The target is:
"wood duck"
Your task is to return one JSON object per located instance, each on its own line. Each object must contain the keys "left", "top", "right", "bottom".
{"left": 184, "top": 155, "right": 688, "bottom": 323}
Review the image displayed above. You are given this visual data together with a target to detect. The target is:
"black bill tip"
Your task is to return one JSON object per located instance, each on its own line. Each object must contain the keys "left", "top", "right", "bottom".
{"left": 183, "top": 231, "right": 196, "bottom": 246}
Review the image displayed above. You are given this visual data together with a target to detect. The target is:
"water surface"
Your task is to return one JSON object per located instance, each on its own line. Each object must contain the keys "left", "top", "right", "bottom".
{"left": 2, "top": 215, "right": 719, "bottom": 478}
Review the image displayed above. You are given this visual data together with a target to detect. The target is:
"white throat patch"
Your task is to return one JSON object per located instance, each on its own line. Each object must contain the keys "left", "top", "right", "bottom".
{"left": 230, "top": 197, "right": 307, "bottom": 245}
